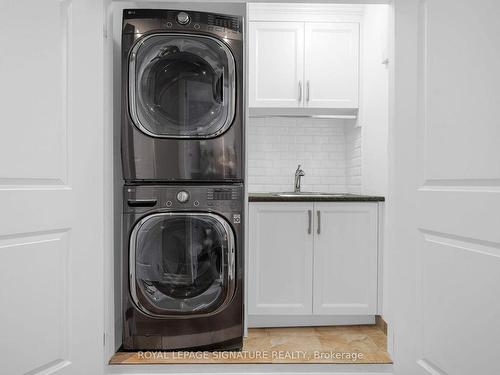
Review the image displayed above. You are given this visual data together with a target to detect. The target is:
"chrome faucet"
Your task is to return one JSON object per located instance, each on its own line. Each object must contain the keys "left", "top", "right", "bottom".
{"left": 294, "top": 164, "right": 305, "bottom": 192}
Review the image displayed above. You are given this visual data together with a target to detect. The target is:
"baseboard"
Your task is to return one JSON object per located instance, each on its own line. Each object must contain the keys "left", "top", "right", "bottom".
{"left": 248, "top": 315, "right": 375, "bottom": 328}
{"left": 107, "top": 363, "right": 393, "bottom": 374}
{"left": 375, "top": 315, "right": 388, "bottom": 335}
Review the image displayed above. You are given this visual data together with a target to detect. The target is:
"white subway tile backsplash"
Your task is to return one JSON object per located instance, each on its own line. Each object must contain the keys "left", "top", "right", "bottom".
{"left": 313, "top": 152, "right": 329, "bottom": 160}
{"left": 271, "top": 143, "right": 287, "bottom": 152}
{"left": 296, "top": 152, "right": 313, "bottom": 160}
{"left": 304, "top": 143, "right": 318, "bottom": 152}
{"left": 345, "top": 125, "right": 362, "bottom": 194}
{"left": 248, "top": 117, "right": 357, "bottom": 193}
{"left": 290, "top": 127, "right": 305, "bottom": 135}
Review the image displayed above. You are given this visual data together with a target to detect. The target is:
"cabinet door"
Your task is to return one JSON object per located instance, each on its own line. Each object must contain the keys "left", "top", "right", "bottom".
{"left": 248, "top": 202, "right": 313, "bottom": 315}
{"left": 249, "top": 22, "right": 304, "bottom": 107}
{"left": 304, "top": 22, "right": 359, "bottom": 108}
{"left": 313, "top": 203, "right": 377, "bottom": 315}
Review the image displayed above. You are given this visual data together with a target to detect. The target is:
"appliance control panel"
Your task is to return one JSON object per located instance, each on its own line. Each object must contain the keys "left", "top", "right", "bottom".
{"left": 207, "top": 188, "right": 239, "bottom": 201}
{"left": 163, "top": 10, "right": 241, "bottom": 32}
{"left": 123, "top": 9, "right": 242, "bottom": 39}
{"left": 124, "top": 184, "right": 243, "bottom": 213}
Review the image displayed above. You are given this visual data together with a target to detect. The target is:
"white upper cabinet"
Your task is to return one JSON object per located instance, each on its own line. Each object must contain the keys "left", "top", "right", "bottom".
{"left": 304, "top": 23, "right": 359, "bottom": 108}
{"left": 249, "top": 22, "right": 304, "bottom": 108}
{"left": 248, "top": 5, "right": 361, "bottom": 109}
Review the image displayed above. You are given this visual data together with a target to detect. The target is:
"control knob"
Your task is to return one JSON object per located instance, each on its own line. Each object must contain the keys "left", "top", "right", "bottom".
{"left": 176, "top": 190, "right": 190, "bottom": 203}
{"left": 176, "top": 12, "right": 190, "bottom": 25}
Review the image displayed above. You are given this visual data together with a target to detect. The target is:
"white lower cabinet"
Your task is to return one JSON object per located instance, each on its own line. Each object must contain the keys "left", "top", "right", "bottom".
{"left": 248, "top": 203, "right": 313, "bottom": 315}
{"left": 312, "top": 202, "right": 378, "bottom": 315}
{"left": 248, "top": 201, "right": 378, "bottom": 325}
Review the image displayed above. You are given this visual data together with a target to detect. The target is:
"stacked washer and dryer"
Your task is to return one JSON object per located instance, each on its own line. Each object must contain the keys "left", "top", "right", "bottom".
{"left": 121, "top": 9, "right": 244, "bottom": 351}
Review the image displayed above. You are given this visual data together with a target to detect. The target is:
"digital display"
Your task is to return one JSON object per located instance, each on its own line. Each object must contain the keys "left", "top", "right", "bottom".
{"left": 208, "top": 188, "right": 237, "bottom": 201}
{"left": 214, "top": 190, "right": 232, "bottom": 200}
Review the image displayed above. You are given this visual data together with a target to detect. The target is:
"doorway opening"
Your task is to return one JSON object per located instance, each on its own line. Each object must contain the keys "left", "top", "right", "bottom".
{"left": 104, "top": 0, "right": 394, "bottom": 369}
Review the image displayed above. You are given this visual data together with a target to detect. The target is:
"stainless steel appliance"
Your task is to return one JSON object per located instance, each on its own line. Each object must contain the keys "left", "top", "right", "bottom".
{"left": 122, "top": 184, "right": 244, "bottom": 350}
{"left": 121, "top": 9, "right": 244, "bottom": 182}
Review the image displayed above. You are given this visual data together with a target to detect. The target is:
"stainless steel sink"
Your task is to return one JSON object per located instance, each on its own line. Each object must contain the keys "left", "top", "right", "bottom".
{"left": 276, "top": 192, "right": 348, "bottom": 198}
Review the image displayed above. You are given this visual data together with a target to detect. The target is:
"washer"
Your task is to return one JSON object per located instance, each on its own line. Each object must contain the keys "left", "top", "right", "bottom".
{"left": 121, "top": 9, "right": 244, "bottom": 182}
{"left": 122, "top": 184, "right": 244, "bottom": 351}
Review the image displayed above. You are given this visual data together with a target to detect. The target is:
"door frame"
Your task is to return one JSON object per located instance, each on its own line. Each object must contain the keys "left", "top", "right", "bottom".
{"left": 105, "top": 1, "right": 397, "bottom": 373}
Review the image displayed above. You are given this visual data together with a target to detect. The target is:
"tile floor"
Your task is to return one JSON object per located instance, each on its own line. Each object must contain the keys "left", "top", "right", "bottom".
{"left": 110, "top": 325, "right": 392, "bottom": 364}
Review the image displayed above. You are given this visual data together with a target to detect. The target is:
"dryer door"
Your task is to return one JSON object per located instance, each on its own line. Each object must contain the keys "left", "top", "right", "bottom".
{"left": 130, "top": 212, "right": 236, "bottom": 316}
{"left": 129, "top": 33, "right": 236, "bottom": 138}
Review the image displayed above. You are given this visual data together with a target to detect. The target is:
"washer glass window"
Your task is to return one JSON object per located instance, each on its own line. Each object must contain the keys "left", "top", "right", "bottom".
{"left": 130, "top": 213, "right": 235, "bottom": 316}
{"left": 129, "top": 34, "right": 236, "bottom": 138}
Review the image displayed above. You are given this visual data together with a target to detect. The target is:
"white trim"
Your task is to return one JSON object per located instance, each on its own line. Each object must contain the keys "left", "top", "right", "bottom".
{"left": 244, "top": 2, "right": 250, "bottom": 339}
{"left": 377, "top": 202, "right": 384, "bottom": 314}
{"left": 248, "top": 3, "right": 364, "bottom": 23}
{"left": 248, "top": 315, "right": 375, "bottom": 327}
{"left": 107, "top": 364, "right": 393, "bottom": 374}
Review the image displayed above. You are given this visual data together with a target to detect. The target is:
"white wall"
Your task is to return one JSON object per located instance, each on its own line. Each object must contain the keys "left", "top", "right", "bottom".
{"left": 360, "top": 4, "right": 389, "bottom": 196}
{"left": 358, "top": 4, "right": 390, "bottom": 333}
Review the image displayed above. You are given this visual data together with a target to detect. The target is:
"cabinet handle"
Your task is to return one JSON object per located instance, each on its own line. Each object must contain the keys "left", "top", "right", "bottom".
{"left": 306, "top": 80, "right": 310, "bottom": 102}
{"left": 317, "top": 210, "right": 321, "bottom": 234}
{"left": 298, "top": 81, "right": 302, "bottom": 102}
{"left": 308, "top": 210, "right": 312, "bottom": 234}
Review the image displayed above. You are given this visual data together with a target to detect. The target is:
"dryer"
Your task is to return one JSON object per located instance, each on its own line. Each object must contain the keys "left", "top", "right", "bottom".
{"left": 121, "top": 9, "right": 244, "bottom": 182}
{"left": 122, "top": 184, "right": 243, "bottom": 350}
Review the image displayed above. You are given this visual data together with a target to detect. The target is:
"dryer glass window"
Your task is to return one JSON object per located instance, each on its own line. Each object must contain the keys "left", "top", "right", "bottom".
{"left": 129, "top": 34, "right": 236, "bottom": 138}
{"left": 131, "top": 213, "right": 235, "bottom": 315}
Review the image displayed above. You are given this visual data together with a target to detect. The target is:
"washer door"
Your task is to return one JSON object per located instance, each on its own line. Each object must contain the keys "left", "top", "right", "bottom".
{"left": 129, "top": 33, "right": 236, "bottom": 138}
{"left": 130, "top": 212, "right": 236, "bottom": 316}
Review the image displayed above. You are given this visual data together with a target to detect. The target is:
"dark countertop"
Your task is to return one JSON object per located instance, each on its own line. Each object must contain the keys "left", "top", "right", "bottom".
{"left": 249, "top": 192, "right": 385, "bottom": 202}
